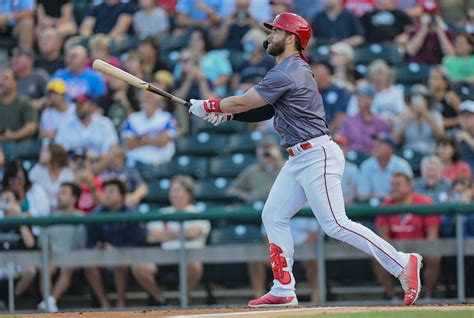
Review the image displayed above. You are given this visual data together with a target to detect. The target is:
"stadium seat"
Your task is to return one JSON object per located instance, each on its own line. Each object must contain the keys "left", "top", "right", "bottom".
{"left": 3, "top": 139, "right": 43, "bottom": 162}
{"left": 207, "top": 223, "right": 262, "bottom": 245}
{"left": 346, "top": 150, "right": 370, "bottom": 167}
{"left": 72, "top": 0, "right": 93, "bottom": 24}
{"left": 136, "top": 156, "right": 208, "bottom": 180}
{"left": 394, "top": 63, "right": 431, "bottom": 85}
{"left": 208, "top": 153, "right": 257, "bottom": 178}
{"left": 195, "top": 178, "right": 233, "bottom": 202}
{"left": 191, "top": 116, "right": 245, "bottom": 135}
{"left": 145, "top": 178, "right": 172, "bottom": 205}
{"left": 453, "top": 82, "right": 474, "bottom": 101}
{"left": 226, "top": 132, "right": 263, "bottom": 154}
{"left": 396, "top": 148, "right": 425, "bottom": 176}
{"left": 354, "top": 43, "right": 401, "bottom": 65}
{"left": 176, "top": 133, "right": 227, "bottom": 156}
{"left": 313, "top": 45, "right": 331, "bottom": 62}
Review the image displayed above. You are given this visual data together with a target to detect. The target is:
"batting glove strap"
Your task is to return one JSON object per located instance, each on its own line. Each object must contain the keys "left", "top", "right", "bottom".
{"left": 203, "top": 99, "right": 222, "bottom": 113}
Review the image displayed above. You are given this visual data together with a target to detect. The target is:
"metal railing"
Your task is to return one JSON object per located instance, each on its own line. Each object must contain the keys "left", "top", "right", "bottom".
{"left": 1, "top": 203, "right": 473, "bottom": 312}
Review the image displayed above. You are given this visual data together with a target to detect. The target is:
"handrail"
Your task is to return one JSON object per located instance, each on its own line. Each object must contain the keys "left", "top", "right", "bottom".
{"left": 0, "top": 203, "right": 473, "bottom": 227}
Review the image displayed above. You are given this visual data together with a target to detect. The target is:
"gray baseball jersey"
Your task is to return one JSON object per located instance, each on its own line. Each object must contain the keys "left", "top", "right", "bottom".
{"left": 254, "top": 54, "right": 329, "bottom": 148}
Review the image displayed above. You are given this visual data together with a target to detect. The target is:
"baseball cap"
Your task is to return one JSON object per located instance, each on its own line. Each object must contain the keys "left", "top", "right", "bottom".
{"left": 460, "top": 100, "right": 474, "bottom": 113}
{"left": 46, "top": 78, "right": 67, "bottom": 95}
{"left": 421, "top": 0, "right": 439, "bottom": 14}
{"left": 354, "top": 85, "right": 375, "bottom": 98}
{"left": 372, "top": 132, "right": 396, "bottom": 148}
{"left": 74, "top": 94, "right": 97, "bottom": 105}
{"left": 154, "top": 70, "right": 175, "bottom": 88}
{"left": 330, "top": 42, "right": 354, "bottom": 61}
{"left": 12, "top": 47, "right": 34, "bottom": 59}
{"left": 333, "top": 135, "right": 349, "bottom": 147}
{"left": 269, "top": 0, "right": 294, "bottom": 7}
{"left": 410, "top": 84, "right": 431, "bottom": 98}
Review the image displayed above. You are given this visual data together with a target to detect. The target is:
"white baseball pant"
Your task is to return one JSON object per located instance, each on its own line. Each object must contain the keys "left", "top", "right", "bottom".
{"left": 262, "top": 135, "right": 410, "bottom": 297}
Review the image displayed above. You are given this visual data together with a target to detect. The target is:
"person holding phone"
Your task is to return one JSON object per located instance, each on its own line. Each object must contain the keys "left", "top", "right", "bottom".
{"left": 393, "top": 84, "right": 445, "bottom": 155}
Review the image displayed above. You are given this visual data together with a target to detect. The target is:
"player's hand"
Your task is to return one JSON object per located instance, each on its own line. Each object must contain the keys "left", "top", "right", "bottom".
{"left": 204, "top": 113, "right": 233, "bottom": 126}
{"left": 189, "top": 99, "right": 222, "bottom": 118}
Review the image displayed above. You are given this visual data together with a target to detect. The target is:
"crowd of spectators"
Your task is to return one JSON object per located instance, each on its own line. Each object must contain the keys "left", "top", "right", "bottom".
{"left": 0, "top": 0, "right": 474, "bottom": 311}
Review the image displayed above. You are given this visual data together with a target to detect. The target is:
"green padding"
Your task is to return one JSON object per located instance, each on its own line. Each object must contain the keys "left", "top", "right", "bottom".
{"left": 0, "top": 203, "right": 473, "bottom": 227}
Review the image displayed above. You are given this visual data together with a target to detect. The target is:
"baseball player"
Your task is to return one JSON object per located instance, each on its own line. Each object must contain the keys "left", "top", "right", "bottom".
{"left": 189, "top": 12, "right": 422, "bottom": 307}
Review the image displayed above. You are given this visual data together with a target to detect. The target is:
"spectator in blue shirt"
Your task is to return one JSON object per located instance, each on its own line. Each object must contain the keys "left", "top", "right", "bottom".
{"left": 311, "top": 0, "right": 364, "bottom": 47}
{"left": 0, "top": 0, "right": 35, "bottom": 50}
{"left": 52, "top": 45, "right": 106, "bottom": 100}
{"left": 457, "top": 100, "right": 474, "bottom": 174}
{"left": 79, "top": 0, "right": 135, "bottom": 47}
{"left": 311, "top": 61, "right": 350, "bottom": 131}
{"left": 176, "top": 0, "right": 224, "bottom": 28}
{"left": 84, "top": 179, "right": 146, "bottom": 308}
{"left": 358, "top": 133, "right": 413, "bottom": 203}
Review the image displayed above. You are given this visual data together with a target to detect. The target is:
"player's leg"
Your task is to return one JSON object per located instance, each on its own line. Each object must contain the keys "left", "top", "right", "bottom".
{"left": 248, "top": 163, "right": 307, "bottom": 307}
{"left": 298, "top": 141, "right": 421, "bottom": 305}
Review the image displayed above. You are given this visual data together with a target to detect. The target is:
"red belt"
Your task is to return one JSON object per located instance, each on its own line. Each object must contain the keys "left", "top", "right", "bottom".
{"left": 287, "top": 142, "right": 313, "bottom": 157}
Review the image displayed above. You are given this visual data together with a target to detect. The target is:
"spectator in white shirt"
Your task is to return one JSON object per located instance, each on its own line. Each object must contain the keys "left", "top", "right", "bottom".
{"left": 121, "top": 83, "right": 176, "bottom": 166}
{"left": 347, "top": 60, "right": 406, "bottom": 126}
{"left": 132, "top": 175, "right": 211, "bottom": 304}
{"left": 29, "top": 143, "right": 74, "bottom": 210}
{"left": 39, "top": 78, "right": 76, "bottom": 139}
{"left": 55, "top": 94, "right": 118, "bottom": 159}
{"left": 133, "top": 0, "right": 170, "bottom": 39}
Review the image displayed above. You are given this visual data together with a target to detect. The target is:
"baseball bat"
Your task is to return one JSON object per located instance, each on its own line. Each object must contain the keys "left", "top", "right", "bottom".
{"left": 92, "top": 59, "right": 192, "bottom": 107}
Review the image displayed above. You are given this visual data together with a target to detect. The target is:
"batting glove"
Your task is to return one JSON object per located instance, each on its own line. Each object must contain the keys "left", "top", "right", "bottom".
{"left": 204, "top": 112, "right": 233, "bottom": 126}
{"left": 189, "top": 99, "right": 222, "bottom": 119}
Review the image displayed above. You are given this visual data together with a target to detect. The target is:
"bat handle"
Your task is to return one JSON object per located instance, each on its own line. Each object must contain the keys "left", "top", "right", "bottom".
{"left": 184, "top": 101, "right": 192, "bottom": 108}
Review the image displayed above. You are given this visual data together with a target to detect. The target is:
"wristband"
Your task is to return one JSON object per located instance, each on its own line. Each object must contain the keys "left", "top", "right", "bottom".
{"left": 203, "top": 99, "right": 222, "bottom": 113}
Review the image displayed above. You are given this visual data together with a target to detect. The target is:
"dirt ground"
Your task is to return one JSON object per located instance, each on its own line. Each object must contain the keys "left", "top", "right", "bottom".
{"left": 12, "top": 304, "right": 474, "bottom": 318}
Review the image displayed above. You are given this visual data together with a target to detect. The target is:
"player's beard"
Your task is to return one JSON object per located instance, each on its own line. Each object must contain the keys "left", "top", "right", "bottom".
{"left": 265, "top": 39, "right": 285, "bottom": 57}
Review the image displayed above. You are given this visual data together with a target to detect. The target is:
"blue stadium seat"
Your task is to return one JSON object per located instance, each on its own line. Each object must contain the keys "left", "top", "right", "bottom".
{"left": 354, "top": 43, "right": 401, "bottom": 65}
{"left": 176, "top": 133, "right": 227, "bottom": 156}
{"left": 195, "top": 178, "right": 233, "bottom": 202}
{"left": 394, "top": 63, "right": 431, "bottom": 85}
{"left": 3, "top": 139, "right": 42, "bottom": 162}
{"left": 209, "top": 153, "right": 257, "bottom": 178}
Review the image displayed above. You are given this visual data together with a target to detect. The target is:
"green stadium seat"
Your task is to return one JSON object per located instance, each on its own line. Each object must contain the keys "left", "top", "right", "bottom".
{"left": 136, "top": 156, "right": 208, "bottom": 180}
{"left": 396, "top": 148, "right": 425, "bottom": 176}
{"left": 346, "top": 150, "right": 370, "bottom": 167}
{"left": 394, "top": 63, "right": 431, "bottom": 85}
{"left": 72, "top": 0, "right": 93, "bottom": 25}
{"left": 191, "top": 116, "right": 245, "bottom": 135}
{"left": 314, "top": 44, "right": 331, "bottom": 62}
{"left": 354, "top": 43, "right": 401, "bottom": 65}
{"left": 195, "top": 178, "right": 233, "bottom": 202}
{"left": 453, "top": 82, "right": 474, "bottom": 102}
{"left": 207, "top": 224, "right": 262, "bottom": 245}
{"left": 145, "top": 178, "right": 172, "bottom": 205}
{"left": 226, "top": 132, "right": 264, "bottom": 154}
{"left": 5, "top": 139, "right": 43, "bottom": 161}
{"left": 176, "top": 133, "right": 227, "bottom": 156}
{"left": 209, "top": 153, "right": 257, "bottom": 178}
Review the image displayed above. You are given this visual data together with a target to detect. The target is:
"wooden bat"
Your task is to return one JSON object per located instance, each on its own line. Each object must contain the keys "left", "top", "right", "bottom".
{"left": 92, "top": 59, "right": 192, "bottom": 107}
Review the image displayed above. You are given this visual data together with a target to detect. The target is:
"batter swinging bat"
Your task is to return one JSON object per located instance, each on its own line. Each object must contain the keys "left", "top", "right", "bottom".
{"left": 92, "top": 59, "right": 192, "bottom": 107}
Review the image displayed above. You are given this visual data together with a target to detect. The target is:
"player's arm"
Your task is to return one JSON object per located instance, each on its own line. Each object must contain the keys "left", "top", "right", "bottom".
{"left": 220, "top": 87, "right": 268, "bottom": 114}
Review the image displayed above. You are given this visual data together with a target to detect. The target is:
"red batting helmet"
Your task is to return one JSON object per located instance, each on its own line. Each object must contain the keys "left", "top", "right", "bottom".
{"left": 263, "top": 12, "right": 312, "bottom": 61}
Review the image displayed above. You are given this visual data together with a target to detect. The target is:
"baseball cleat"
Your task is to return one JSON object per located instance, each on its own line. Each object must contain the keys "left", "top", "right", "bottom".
{"left": 398, "top": 253, "right": 423, "bottom": 305}
{"left": 248, "top": 293, "right": 298, "bottom": 308}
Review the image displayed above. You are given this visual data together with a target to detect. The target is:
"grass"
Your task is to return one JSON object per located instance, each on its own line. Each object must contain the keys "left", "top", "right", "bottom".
{"left": 287, "top": 309, "right": 474, "bottom": 318}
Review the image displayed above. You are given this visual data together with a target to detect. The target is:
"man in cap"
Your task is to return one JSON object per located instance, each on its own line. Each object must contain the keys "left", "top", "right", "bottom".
{"left": 11, "top": 47, "right": 49, "bottom": 104}
{"left": 358, "top": 133, "right": 413, "bottom": 203}
{"left": 340, "top": 84, "right": 391, "bottom": 154}
{"left": 457, "top": 100, "right": 474, "bottom": 173}
{"left": 40, "top": 79, "right": 76, "bottom": 138}
{"left": 189, "top": 12, "right": 423, "bottom": 307}
{"left": 55, "top": 94, "right": 117, "bottom": 159}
